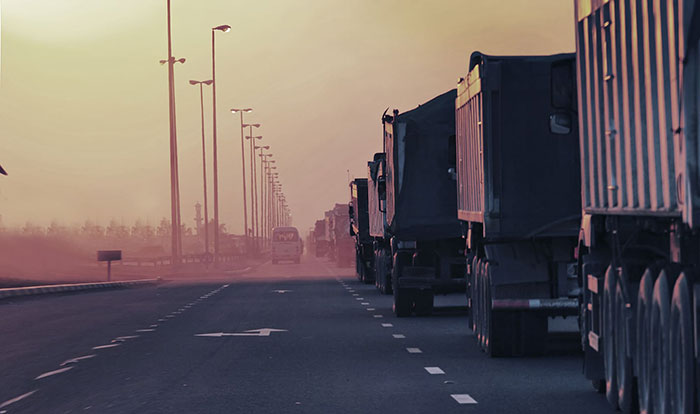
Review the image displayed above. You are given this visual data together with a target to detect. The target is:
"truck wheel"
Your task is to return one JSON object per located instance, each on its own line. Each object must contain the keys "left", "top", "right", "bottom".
{"left": 636, "top": 267, "right": 656, "bottom": 413}
{"left": 650, "top": 269, "right": 672, "bottom": 414}
{"left": 603, "top": 265, "right": 619, "bottom": 409}
{"left": 393, "top": 288, "right": 413, "bottom": 317}
{"left": 414, "top": 290, "right": 434, "bottom": 316}
{"left": 474, "top": 258, "right": 484, "bottom": 349}
{"left": 614, "top": 275, "right": 637, "bottom": 413}
{"left": 467, "top": 255, "right": 476, "bottom": 331}
{"left": 669, "top": 272, "right": 694, "bottom": 414}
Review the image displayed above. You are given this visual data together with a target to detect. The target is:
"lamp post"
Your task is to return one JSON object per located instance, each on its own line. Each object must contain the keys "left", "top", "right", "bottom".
{"left": 162, "top": 0, "right": 187, "bottom": 265}
{"left": 189, "top": 79, "right": 213, "bottom": 256}
{"left": 256, "top": 147, "right": 270, "bottom": 249}
{"left": 231, "top": 109, "right": 253, "bottom": 254}
{"left": 260, "top": 154, "right": 272, "bottom": 248}
{"left": 245, "top": 132, "right": 262, "bottom": 253}
{"left": 265, "top": 162, "right": 277, "bottom": 245}
{"left": 243, "top": 126, "right": 261, "bottom": 252}
{"left": 211, "top": 24, "right": 230, "bottom": 265}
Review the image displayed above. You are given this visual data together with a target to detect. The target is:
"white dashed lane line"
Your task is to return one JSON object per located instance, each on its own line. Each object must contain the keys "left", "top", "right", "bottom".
{"left": 35, "top": 366, "right": 74, "bottom": 380}
{"left": 135, "top": 329, "right": 155, "bottom": 333}
{"left": 424, "top": 367, "right": 445, "bottom": 375}
{"left": 381, "top": 323, "right": 393, "bottom": 328}
{"left": 451, "top": 394, "right": 478, "bottom": 405}
{"left": 361, "top": 302, "right": 370, "bottom": 305}
{"left": 0, "top": 390, "right": 38, "bottom": 410}
{"left": 60, "top": 355, "right": 96, "bottom": 366}
{"left": 406, "top": 347, "right": 422, "bottom": 354}
{"left": 393, "top": 334, "right": 406, "bottom": 339}
{"left": 92, "top": 343, "right": 121, "bottom": 350}
{"left": 373, "top": 315, "right": 383, "bottom": 318}
{"left": 367, "top": 308, "right": 376, "bottom": 311}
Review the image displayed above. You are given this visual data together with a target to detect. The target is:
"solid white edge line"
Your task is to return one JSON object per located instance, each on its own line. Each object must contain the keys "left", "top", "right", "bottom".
{"left": 35, "top": 366, "right": 74, "bottom": 380}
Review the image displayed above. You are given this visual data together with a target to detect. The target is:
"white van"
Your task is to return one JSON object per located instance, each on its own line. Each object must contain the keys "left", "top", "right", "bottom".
{"left": 271, "top": 227, "right": 302, "bottom": 264}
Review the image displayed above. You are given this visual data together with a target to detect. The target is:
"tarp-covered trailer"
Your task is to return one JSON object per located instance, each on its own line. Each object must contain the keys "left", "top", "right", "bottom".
{"left": 328, "top": 203, "right": 354, "bottom": 267}
{"left": 350, "top": 178, "right": 375, "bottom": 283}
{"left": 382, "top": 89, "right": 466, "bottom": 317}
{"left": 367, "top": 153, "right": 392, "bottom": 293}
{"left": 313, "top": 219, "right": 328, "bottom": 257}
{"left": 457, "top": 52, "right": 581, "bottom": 357}
{"left": 574, "top": 1, "right": 700, "bottom": 412}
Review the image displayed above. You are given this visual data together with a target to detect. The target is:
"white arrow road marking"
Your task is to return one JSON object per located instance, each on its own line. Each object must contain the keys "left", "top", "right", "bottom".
{"left": 0, "top": 390, "right": 38, "bottom": 409}
{"left": 406, "top": 347, "right": 422, "bottom": 353}
{"left": 93, "top": 343, "right": 121, "bottom": 350}
{"left": 451, "top": 394, "right": 477, "bottom": 404}
{"left": 424, "top": 367, "right": 445, "bottom": 375}
{"left": 272, "top": 290, "right": 293, "bottom": 294}
{"left": 196, "top": 328, "right": 288, "bottom": 338}
{"left": 61, "top": 354, "right": 96, "bottom": 366}
{"left": 35, "top": 366, "right": 73, "bottom": 380}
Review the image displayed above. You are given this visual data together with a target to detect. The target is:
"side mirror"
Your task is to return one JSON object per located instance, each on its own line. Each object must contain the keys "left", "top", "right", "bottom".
{"left": 378, "top": 175, "right": 386, "bottom": 213}
{"left": 549, "top": 113, "right": 572, "bottom": 135}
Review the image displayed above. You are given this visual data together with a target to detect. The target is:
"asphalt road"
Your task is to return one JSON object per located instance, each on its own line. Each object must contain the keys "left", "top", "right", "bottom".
{"left": 0, "top": 256, "right": 613, "bottom": 413}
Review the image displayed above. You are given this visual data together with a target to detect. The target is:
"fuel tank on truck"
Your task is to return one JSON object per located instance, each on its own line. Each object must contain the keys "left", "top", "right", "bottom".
{"left": 383, "top": 89, "right": 461, "bottom": 241}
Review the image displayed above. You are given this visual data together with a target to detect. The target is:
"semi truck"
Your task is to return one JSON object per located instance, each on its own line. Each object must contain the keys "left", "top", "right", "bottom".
{"left": 379, "top": 89, "right": 466, "bottom": 317}
{"left": 368, "top": 153, "right": 392, "bottom": 294}
{"left": 574, "top": 1, "right": 700, "bottom": 412}
{"left": 456, "top": 52, "right": 582, "bottom": 357}
{"left": 313, "top": 219, "right": 329, "bottom": 257}
{"left": 327, "top": 203, "right": 354, "bottom": 267}
{"left": 349, "top": 178, "right": 375, "bottom": 283}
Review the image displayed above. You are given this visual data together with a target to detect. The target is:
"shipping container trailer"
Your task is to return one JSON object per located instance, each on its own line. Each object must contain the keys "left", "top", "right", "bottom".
{"left": 456, "top": 51, "right": 581, "bottom": 357}
{"left": 574, "top": 0, "right": 700, "bottom": 412}
{"left": 350, "top": 178, "right": 375, "bottom": 283}
{"left": 381, "top": 89, "right": 466, "bottom": 317}
{"left": 367, "top": 153, "right": 392, "bottom": 294}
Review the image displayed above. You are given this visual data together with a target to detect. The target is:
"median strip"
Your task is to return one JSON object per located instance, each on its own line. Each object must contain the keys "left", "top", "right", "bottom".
{"left": 0, "top": 279, "right": 161, "bottom": 300}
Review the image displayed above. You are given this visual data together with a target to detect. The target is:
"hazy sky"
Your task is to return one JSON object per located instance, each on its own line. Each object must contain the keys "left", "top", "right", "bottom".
{"left": 0, "top": 0, "right": 575, "bottom": 234}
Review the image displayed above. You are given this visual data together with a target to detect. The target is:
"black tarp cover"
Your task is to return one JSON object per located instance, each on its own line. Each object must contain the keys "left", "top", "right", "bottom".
{"left": 384, "top": 89, "right": 461, "bottom": 240}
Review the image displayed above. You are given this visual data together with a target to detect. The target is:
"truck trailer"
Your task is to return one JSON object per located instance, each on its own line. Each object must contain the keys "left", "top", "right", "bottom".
{"left": 368, "top": 153, "right": 392, "bottom": 294}
{"left": 574, "top": 1, "right": 700, "bottom": 412}
{"left": 349, "top": 178, "right": 375, "bottom": 283}
{"left": 327, "top": 203, "right": 354, "bottom": 267}
{"left": 379, "top": 89, "right": 466, "bottom": 317}
{"left": 456, "top": 52, "right": 582, "bottom": 357}
{"left": 313, "top": 219, "right": 329, "bottom": 258}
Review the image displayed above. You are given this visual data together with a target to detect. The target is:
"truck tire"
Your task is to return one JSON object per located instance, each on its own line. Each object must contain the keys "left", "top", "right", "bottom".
{"left": 603, "top": 265, "right": 619, "bottom": 409}
{"left": 650, "top": 269, "right": 672, "bottom": 414}
{"left": 414, "top": 290, "right": 434, "bottom": 316}
{"left": 636, "top": 267, "right": 656, "bottom": 413}
{"left": 669, "top": 272, "right": 694, "bottom": 414}
{"left": 614, "top": 276, "right": 637, "bottom": 413}
{"left": 474, "top": 258, "right": 484, "bottom": 349}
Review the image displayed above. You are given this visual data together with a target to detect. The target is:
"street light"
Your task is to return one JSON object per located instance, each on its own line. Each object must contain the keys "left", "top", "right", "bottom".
{"left": 246, "top": 135, "right": 264, "bottom": 252}
{"left": 211, "top": 23, "right": 230, "bottom": 265}
{"left": 231, "top": 108, "right": 253, "bottom": 254}
{"left": 189, "top": 79, "right": 213, "bottom": 257}
{"left": 162, "top": 0, "right": 187, "bottom": 265}
{"left": 243, "top": 125, "right": 261, "bottom": 253}
{"left": 259, "top": 151, "right": 272, "bottom": 247}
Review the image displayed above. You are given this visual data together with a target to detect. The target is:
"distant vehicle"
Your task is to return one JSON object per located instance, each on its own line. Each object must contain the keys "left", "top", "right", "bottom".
{"left": 271, "top": 227, "right": 302, "bottom": 264}
{"left": 313, "top": 219, "right": 329, "bottom": 257}
{"left": 327, "top": 203, "right": 354, "bottom": 267}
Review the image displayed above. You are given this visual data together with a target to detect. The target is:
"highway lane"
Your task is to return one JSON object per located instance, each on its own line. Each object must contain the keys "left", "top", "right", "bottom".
{"left": 0, "top": 256, "right": 612, "bottom": 413}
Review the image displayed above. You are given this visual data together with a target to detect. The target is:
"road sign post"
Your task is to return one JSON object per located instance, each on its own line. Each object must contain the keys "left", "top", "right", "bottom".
{"left": 97, "top": 250, "right": 122, "bottom": 282}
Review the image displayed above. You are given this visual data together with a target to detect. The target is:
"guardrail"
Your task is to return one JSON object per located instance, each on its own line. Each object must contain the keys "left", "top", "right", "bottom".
{"left": 118, "top": 253, "right": 241, "bottom": 267}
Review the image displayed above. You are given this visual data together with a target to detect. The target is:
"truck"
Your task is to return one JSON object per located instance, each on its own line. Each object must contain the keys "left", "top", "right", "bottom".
{"left": 456, "top": 52, "right": 582, "bottom": 357}
{"left": 574, "top": 1, "right": 700, "bottom": 412}
{"left": 349, "top": 178, "right": 375, "bottom": 283}
{"left": 367, "top": 153, "right": 392, "bottom": 294}
{"left": 327, "top": 203, "right": 354, "bottom": 267}
{"left": 313, "top": 219, "right": 329, "bottom": 257}
{"left": 378, "top": 89, "right": 466, "bottom": 317}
